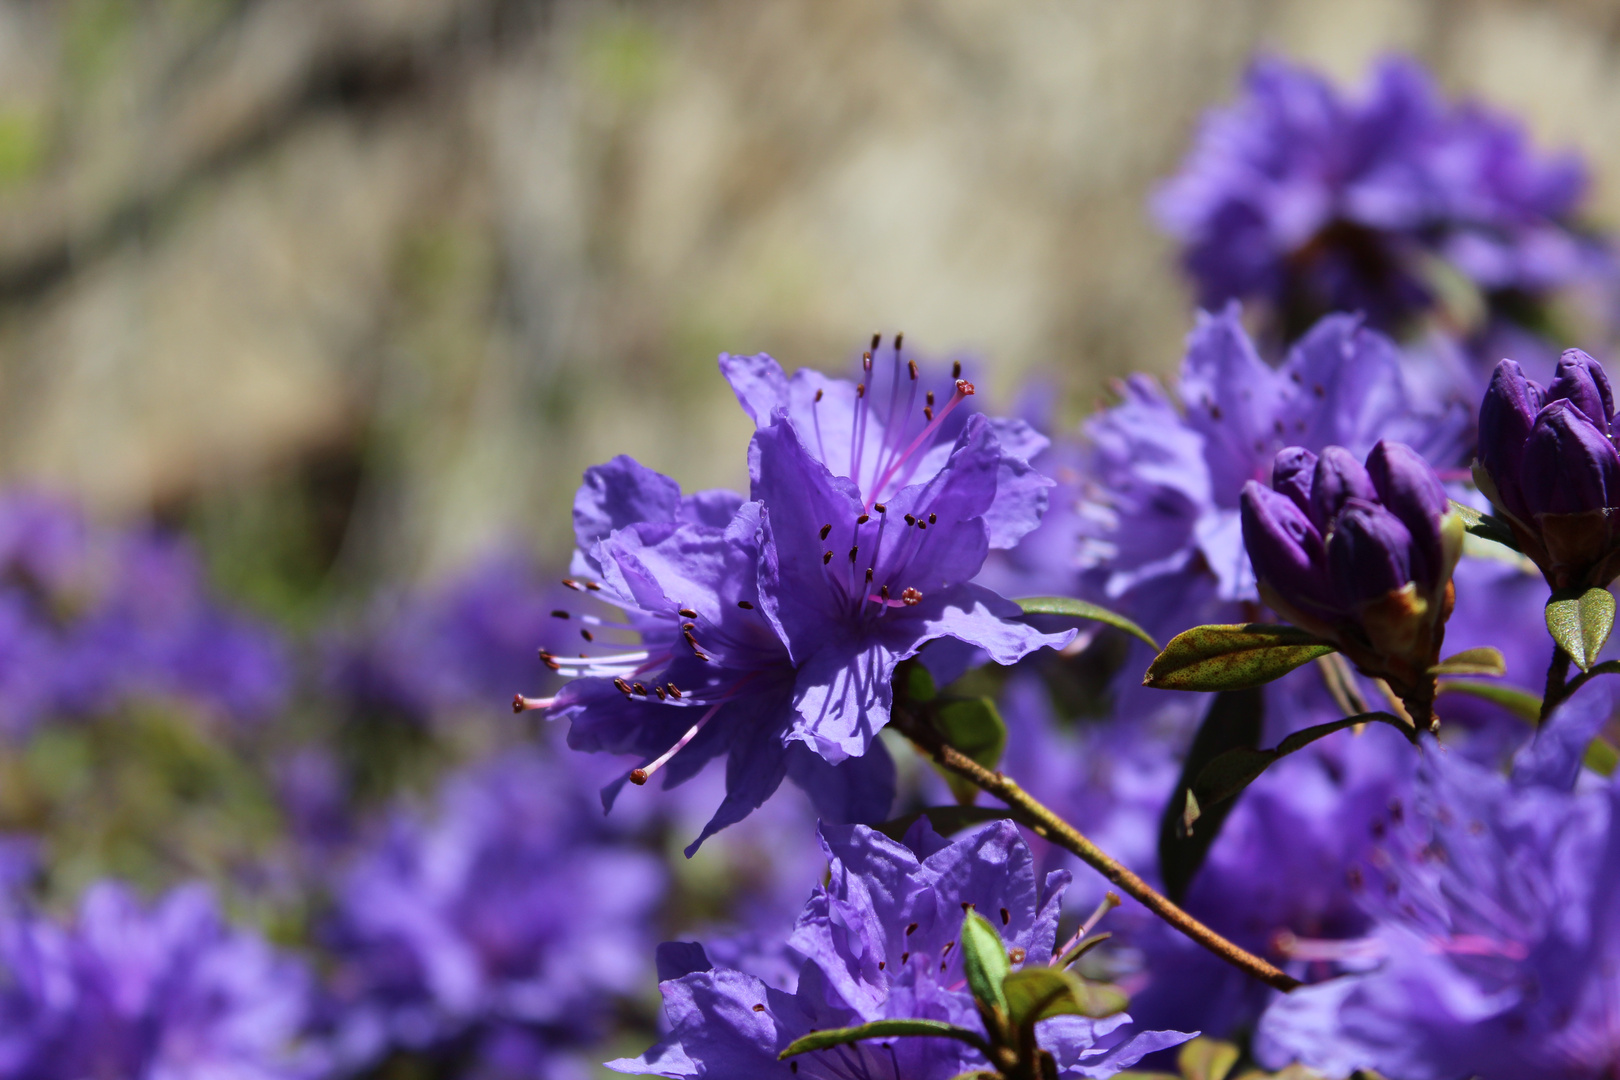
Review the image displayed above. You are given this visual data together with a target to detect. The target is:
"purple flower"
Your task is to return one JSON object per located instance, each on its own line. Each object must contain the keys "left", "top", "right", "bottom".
{"left": 0, "top": 882, "right": 320, "bottom": 1079}
{"left": 612, "top": 820, "right": 1191, "bottom": 1079}
{"left": 1156, "top": 55, "right": 1609, "bottom": 345}
{"left": 1256, "top": 686, "right": 1620, "bottom": 1078}
{"left": 543, "top": 342, "right": 1070, "bottom": 851}
{"left": 1476, "top": 350, "right": 1620, "bottom": 590}
{"left": 322, "top": 746, "right": 665, "bottom": 1074}
{"left": 1242, "top": 439, "right": 1461, "bottom": 717}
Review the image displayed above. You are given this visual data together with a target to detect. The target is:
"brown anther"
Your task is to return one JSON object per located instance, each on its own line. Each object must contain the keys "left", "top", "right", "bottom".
{"left": 819, "top": 524, "right": 832, "bottom": 541}
{"left": 682, "top": 622, "right": 695, "bottom": 631}
{"left": 848, "top": 547, "right": 858, "bottom": 563}
{"left": 512, "top": 695, "right": 525, "bottom": 714}
{"left": 1009, "top": 947, "right": 1026, "bottom": 964}
{"left": 902, "top": 588, "right": 922, "bottom": 606}
{"left": 684, "top": 629, "right": 701, "bottom": 648}
{"left": 870, "top": 331, "right": 881, "bottom": 351}
{"left": 952, "top": 360, "right": 962, "bottom": 378}
{"left": 901, "top": 952, "right": 909, "bottom": 963}
{"left": 880, "top": 585, "right": 890, "bottom": 599}
{"left": 823, "top": 551, "right": 832, "bottom": 565}
{"left": 615, "top": 678, "right": 633, "bottom": 696}
{"left": 956, "top": 379, "right": 976, "bottom": 396}
{"left": 928, "top": 513, "right": 937, "bottom": 524}
{"left": 874, "top": 503, "right": 887, "bottom": 513}
{"left": 865, "top": 567, "right": 874, "bottom": 582}
{"left": 924, "top": 406, "right": 933, "bottom": 421}
{"left": 895, "top": 332, "right": 904, "bottom": 350}
{"left": 679, "top": 607, "right": 699, "bottom": 619}
{"left": 667, "top": 683, "right": 682, "bottom": 698}
{"left": 580, "top": 628, "right": 594, "bottom": 642}
{"left": 585, "top": 581, "right": 601, "bottom": 591}
{"left": 926, "top": 390, "right": 936, "bottom": 407}
{"left": 633, "top": 682, "right": 648, "bottom": 695}
{"left": 877, "top": 960, "right": 885, "bottom": 970}
{"left": 856, "top": 514, "right": 869, "bottom": 525}
{"left": 856, "top": 383, "right": 866, "bottom": 398}
{"left": 693, "top": 650, "right": 711, "bottom": 662}
{"left": 814, "top": 388, "right": 823, "bottom": 402}
{"left": 737, "top": 600, "right": 754, "bottom": 609}
{"left": 904, "top": 514, "right": 917, "bottom": 526}
{"left": 630, "top": 768, "right": 649, "bottom": 786}
{"left": 542, "top": 655, "right": 561, "bottom": 672}
{"left": 561, "top": 578, "right": 582, "bottom": 591}
{"left": 942, "top": 940, "right": 955, "bottom": 955}
{"left": 752, "top": 1003, "right": 765, "bottom": 1013}
{"left": 916, "top": 521, "right": 927, "bottom": 531}
{"left": 551, "top": 610, "right": 571, "bottom": 619}
{"left": 862, "top": 351, "right": 873, "bottom": 372}
{"left": 907, "top": 360, "right": 918, "bottom": 380}
{"left": 906, "top": 922, "right": 918, "bottom": 935}
{"left": 654, "top": 686, "right": 666, "bottom": 700}
{"left": 999, "top": 907, "right": 1009, "bottom": 925}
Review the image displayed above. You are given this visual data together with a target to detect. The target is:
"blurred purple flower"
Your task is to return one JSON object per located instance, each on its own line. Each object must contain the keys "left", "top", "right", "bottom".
{"left": 0, "top": 881, "right": 320, "bottom": 1079}
{"left": 1156, "top": 55, "right": 1610, "bottom": 345}
{"left": 613, "top": 820, "right": 1190, "bottom": 1079}
{"left": 1257, "top": 685, "right": 1620, "bottom": 1078}
{"left": 322, "top": 746, "right": 665, "bottom": 1076}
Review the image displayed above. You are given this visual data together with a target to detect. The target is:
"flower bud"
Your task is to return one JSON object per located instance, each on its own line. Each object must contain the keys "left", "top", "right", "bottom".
{"left": 1520, "top": 400, "right": 1620, "bottom": 518}
{"left": 1240, "top": 481, "right": 1332, "bottom": 614}
{"left": 1310, "top": 446, "right": 1378, "bottom": 531}
{"left": 1546, "top": 348, "right": 1613, "bottom": 430}
{"left": 1271, "top": 446, "right": 1317, "bottom": 518}
{"left": 1476, "top": 359, "right": 1543, "bottom": 523}
{"left": 1328, "top": 500, "right": 1413, "bottom": 606}
{"left": 1367, "top": 439, "right": 1448, "bottom": 591}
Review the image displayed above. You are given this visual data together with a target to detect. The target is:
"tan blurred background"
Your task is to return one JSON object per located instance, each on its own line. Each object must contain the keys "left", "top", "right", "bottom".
{"left": 1, "top": 0, "right": 1617, "bottom": 604}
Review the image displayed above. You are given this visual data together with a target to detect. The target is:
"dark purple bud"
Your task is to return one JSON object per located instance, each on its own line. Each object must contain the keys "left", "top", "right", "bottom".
{"left": 1271, "top": 446, "right": 1317, "bottom": 517}
{"left": 1521, "top": 399, "right": 1620, "bottom": 517}
{"left": 1366, "top": 440, "right": 1447, "bottom": 590}
{"left": 1546, "top": 349, "right": 1614, "bottom": 429}
{"left": 1328, "top": 500, "right": 1414, "bottom": 606}
{"left": 1310, "top": 446, "right": 1378, "bottom": 531}
{"left": 1241, "top": 481, "right": 1332, "bottom": 611}
{"left": 1478, "top": 359, "right": 1545, "bottom": 522}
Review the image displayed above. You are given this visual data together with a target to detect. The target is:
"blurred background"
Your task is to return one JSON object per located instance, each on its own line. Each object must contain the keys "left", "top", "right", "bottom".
{"left": 0, "top": 0, "right": 1618, "bottom": 1075}
{"left": 7, "top": 0, "right": 1620, "bottom": 593}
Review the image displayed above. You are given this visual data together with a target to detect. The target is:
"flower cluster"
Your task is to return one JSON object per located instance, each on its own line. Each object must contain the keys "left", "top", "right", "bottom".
{"left": 614, "top": 820, "right": 1190, "bottom": 1079}
{"left": 538, "top": 341, "right": 1071, "bottom": 852}
{"left": 1156, "top": 55, "right": 1610, "bottom": 346}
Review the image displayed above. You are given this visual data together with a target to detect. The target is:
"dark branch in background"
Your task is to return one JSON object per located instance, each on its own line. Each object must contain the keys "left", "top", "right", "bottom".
{"left": 0, "top": 0, "right": 552, "bottom": 309}
{"left": 890, "top": 705, "right": 1303, "bottom": 994}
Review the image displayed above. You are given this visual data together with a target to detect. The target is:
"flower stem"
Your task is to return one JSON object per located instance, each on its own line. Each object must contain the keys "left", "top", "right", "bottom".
{"left": 1540, "top": 646, "right": 1573, "bottom": 724}
{"left": 892, "top": 708, "right": 1302, "bottom": 994}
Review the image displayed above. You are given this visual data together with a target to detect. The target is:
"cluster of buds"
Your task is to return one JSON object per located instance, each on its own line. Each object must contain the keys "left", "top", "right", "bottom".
{"left": 1241, "top": 440, "right": 1462, "bottom": 722}
{"left": 1475, "top": 350, "right": 1620, "bottom": 591}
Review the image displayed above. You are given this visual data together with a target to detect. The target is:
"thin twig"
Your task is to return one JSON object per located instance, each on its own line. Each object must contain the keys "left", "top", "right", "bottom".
{"left": 1560, "top": 659, "right": 1620, "bottom": 703}
{"left": 1540, "top": 646, "right": 1573, "bottom": 724}
{"left": 892, "top": 708, "right": 1302, "bottom": 993}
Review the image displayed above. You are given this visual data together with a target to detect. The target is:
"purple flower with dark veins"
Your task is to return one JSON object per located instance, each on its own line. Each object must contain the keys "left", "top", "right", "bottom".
{"left": 611, "top": 820, "right": 1191, "bottom": 1079}
{"left": 536, "top": 341, "right": 1070, "bottom": 851}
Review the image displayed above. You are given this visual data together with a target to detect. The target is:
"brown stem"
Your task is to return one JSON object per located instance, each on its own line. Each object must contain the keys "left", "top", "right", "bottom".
{"left": 892, "top": 708, "right": 1302, "bottom": 994}
{"left": 1540, "top": 646, "right": 1573, "bottom": 724}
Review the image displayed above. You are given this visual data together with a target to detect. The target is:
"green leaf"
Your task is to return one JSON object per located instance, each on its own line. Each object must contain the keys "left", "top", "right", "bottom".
{"left": 779, "top": 1019, "right": 992, "bottom": 1060}
{"left": 1002, "top": 967, "right": 1127, "bottom": 1026}
{"left": 929, "top": 698, "right": 1007, "bottom": 804}
{"left": 905, "top": 663, "right": 937, "bottom": 703}
{"left": 1435, "top": 679, "right": 1541, "bottom": 723}
{"left": 1187, "top": 712, "right": 1408, "bottom": 827}
{"left": 1177, "top": 1037, "right": 1243, "bottom": 1080}
{"left": 1015, "top": 596, "right": 1160, "bottom": 651}
{"left": 1143, "top": 624, "right": 1336, "bottom": 692}
{"left": 1158, "top": 688, "right": 1263, "bottom": 904}
{"left": 1055, "top": 931, "right": 1112, "bottom": 969}
{"left": 959, "top": 910, "right": 1010, "bottom": 1015}
{"left": 1586, "top": 736, "right": 1620, "bottom": 777}
{"left": 1447, "top": 499, "right": 1521, "bottom": 553}
{"left": 1546, "top": 587, "right": 1616, "bottom": 672}
{"left": 875, "top": 805, "right": 1013, "bottom": 842}
{"left": 1429, "top": 647, "right": 1506, "bottom": 677}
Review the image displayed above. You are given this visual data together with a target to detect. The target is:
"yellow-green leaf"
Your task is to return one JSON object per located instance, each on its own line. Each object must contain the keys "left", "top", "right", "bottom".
{"left": 1143, "top": 624, "right": 1336, "bottom": 692}
{"left": 1016, "top": 596, "right": 1159, "bottom": 651}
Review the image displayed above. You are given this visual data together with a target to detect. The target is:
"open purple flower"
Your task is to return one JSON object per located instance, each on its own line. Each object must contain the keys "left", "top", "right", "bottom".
{"left": 1256, "top": 685, "right": 1620, "bottom": 1079}
{"left": 1156, "top": 55, "right": 1609, "bottom": 347}
{"left": 540, "top": 343, "right": 1070, "bottom": 851}
{"left": 611, "top": 820, "right": 1191, "bottom": 1079}
{"left": 1476, "top": 350, "right": 1620, "bottom": 590}
{"left": 321, "top": 746, "right": 665, "bottom": 1076}
{"left": 0, "top": 882, "right": 320, "bottom": 1079}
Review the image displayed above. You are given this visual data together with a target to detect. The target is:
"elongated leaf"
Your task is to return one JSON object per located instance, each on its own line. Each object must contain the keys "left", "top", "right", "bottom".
{"left": 1055, "top": 932, "right": 1112, "bottom": 969}
{"left": 780, "top": 1019, "right": 992, "bottom": 1060}
{"left": 1435, "top": 679, "right": 1541, "bottom": 723}
{"left": 876, "top": 805, "right": 1013, "bottom": 842}
{"left": 1002, "top": 967, "right": 1127, "bottom": 1026}
{"left": 959, "top": 911, "right": 1009, "bottom": 1015}
{"left": 1587, "top": 737, "right": 1620, "bottom": 777}
{"left": 1546, "top": 587, "right": 1616, "bottom": 672}
{"left": 929, "top": 698, "right": 1007, "bottom": 804}
{"left": 1448, "top": 499, "right": 1521, "bottom": 553}
{"left": 1158, "top": 688, "right": 1263, "bottom": 904}
{"left": 1016, "top": 596, "right": 1160, "bottom": 651}
{"left": 1177, "top": 1037, "right": 1242, "bottom": 1080}
{"left": 1430, "top": 647, "right": 1506, "bottom": 677}
{"left": 1143, "top": 624, "right": 1336, "bottom": 692}
{"left": 1187, "top": 712, "right": 1407, "bottom": 826}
